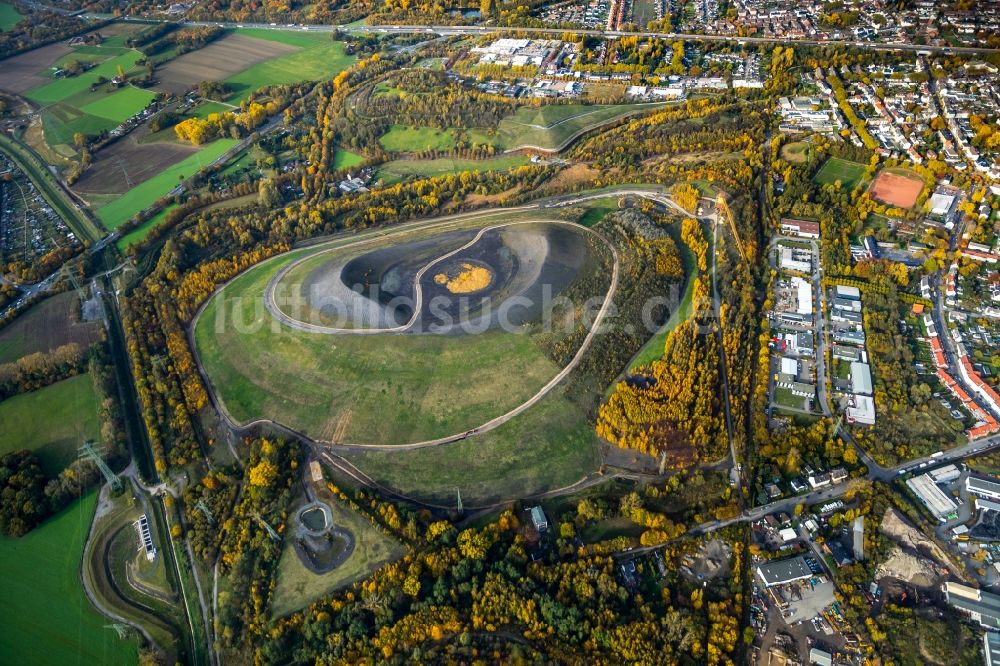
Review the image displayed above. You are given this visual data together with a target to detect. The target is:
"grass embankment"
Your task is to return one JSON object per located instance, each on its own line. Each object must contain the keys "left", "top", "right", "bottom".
{"left": 83, "top": 489, "right": 185, "bottom": 664}
{"left": 0, "top": 133, "right": 102, "bottom": 243}
{"left": 0, "top": 374, "right": 102, "bottom": 476}
{"left": 375, "top": 155, "right": 529, "bottom": 185}
{"left": 494, "top": 103, "right": 665, "bottom": 151}
{"left": 0, "top": 491, "right": 140, "bottom": 666}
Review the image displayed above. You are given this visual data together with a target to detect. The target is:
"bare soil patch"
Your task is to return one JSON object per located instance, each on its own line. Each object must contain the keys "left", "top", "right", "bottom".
{"left": 869, "top": 169, "right": 923, "bottom": 209}
{"left": 0, "top": 43, "right": 73, "bottom": 94}
{"left": 73, "top": 125, "right": 197, "bottom": 195}
{"left": 152, "top": 34, "right": 297, "bottom": 96}
{"left": 536, "top": 163, "right": 601, "bottom": 194}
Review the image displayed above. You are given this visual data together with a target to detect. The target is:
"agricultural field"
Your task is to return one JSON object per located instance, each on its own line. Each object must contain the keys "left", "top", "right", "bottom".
{"left": 0, "top": 373, "right": 102, "bottom": 476}
{"left": 0, "top": 491, "right": 140, "bottom": 666}
{"left": 0, "top": 2, "right": 24, "bottom": 30}
{"left": 94, "top": 137, "right": 237, "bottom": 229}
{"left": 869, "top": 166, "right": 924, "bottom": 209}
{"left": 223, "top": 30, "right": 356, "bottom": 102}
{"left": 0, "top": 290, "right": 103, "bottom": 363}
{"left": 271, "top": 492, "right": 405, "bottom": 617}
{"left": 0, "top": 43, "right": 73, "bottom": 94}
{"left": 813, "top": 156, "right": 866, "bottom": 189}
{"left": 152, "top": 33, "right": 298, "bottom": 96}
{"left": 72, "top": 126, "right": 199, "bottom": 197}
{"left": 375, "top": 155, "right": 529, "bottom": 184}
{"left": 194, "top": 216, "right": 612, "bottom": 446}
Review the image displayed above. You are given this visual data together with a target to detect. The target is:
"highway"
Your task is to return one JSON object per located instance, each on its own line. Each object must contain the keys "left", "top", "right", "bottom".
{"left": 92, "top": 15, "right": 1000, "bottom": 55}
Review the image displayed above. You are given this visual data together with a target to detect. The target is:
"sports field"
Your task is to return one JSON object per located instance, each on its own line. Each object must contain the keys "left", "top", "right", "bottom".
{"left": 378, "top": 125, "right": 459, "bottom": 153}
{"left": 0, "top": 374, "right": 102, "bottom": 476}
{"left": 0, "top": 291, "right": 103, "bottom": 364}
{"left": 869, "top": 167, "right": 924, "bottom": 209}
{"left": 95, "top": 138, "right": 237, "bottom": 229}
{"left": 0, "top": 1, "right": 23, "bottom": 29}
{"left": 813, "top": 157, "right": 866, "bottom": 189}
{"left": 494, "top": 103, "right": 663, "bottom": 151}
{"left": 271, "top": 494, "right": 405, "bottom": 617}
{"left": 225, "top": 30, "right": 355, "bottom": 102}
{"left": 375, "top": 155, "right": 529, "bottom": 184}
{"left": 0, "top": 491, "right": 140, "bottom": 666}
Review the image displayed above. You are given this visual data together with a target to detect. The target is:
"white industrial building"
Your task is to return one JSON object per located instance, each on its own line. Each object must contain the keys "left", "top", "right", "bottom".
{"left": 906, "top": 474, "right": 958, "bottom": 521}
{"left": 967, "top": 473, "right": 1000, "bottom": 502}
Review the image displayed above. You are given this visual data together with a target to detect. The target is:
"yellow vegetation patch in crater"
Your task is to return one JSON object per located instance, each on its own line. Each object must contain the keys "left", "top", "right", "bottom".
{"left": 434, "top": 262, "right": 493, "bottom": 294}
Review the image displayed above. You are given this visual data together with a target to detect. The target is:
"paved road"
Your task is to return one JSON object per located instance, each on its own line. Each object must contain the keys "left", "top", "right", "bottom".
{"left": 190, "top": 187, "right": 686, "bottom": 453}
{"left": 95, "top": 16, "right": 1000, "bottom": 55}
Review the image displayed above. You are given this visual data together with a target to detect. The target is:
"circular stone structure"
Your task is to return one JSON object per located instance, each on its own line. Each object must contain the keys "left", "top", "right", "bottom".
{"left": 193, "top": 216, "right": 618, "bottom": 448}
{"left": 292, "top": 500, "right": 354, "bottom": 575}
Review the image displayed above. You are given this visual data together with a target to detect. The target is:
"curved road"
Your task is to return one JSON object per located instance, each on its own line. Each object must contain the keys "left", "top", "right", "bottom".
{"left": 189, "top": 189, "right": 710, "bottom": 455}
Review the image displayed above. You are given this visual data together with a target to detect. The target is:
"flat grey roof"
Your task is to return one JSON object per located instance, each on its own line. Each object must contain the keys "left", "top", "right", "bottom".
{"left": 948, "top": 587, "right": 1000, "bottom": 629}
{"left": 968, "top": 474, "right": 1000, "bottom": 497}
{"left": 757, "top": 556, "right": 812, "bottom": 586}
{"left": 985, "top": 632, "right": 1000, "bottom": 666}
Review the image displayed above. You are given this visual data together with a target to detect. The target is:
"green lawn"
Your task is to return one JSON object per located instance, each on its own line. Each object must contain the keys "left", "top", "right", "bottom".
{"left": 814, "top": 156, "right": 866, "bottom": 189}
{"left": 271, "top": 495, "right": 405, "bottom": 617}
{"left": 96, "top": 138, "right": 237, "bottom": 229}
{"left": 115, "top": 204, "right": 175, "bottom": 252}
{"left": 26, "top": 51, "right": 146, "bottom": 105}
{"left": 224, "top": 35, "right": 355, "bottom": 103}
{"left": 577, "top": 197, "right": 620, "bottom": 228}
{"left": 0, "top": 491, "right": 140, "bottom": 666}
{"left": 79, "top": 86, "right": 155, "bottom": 123}
{"left": 343, "top": 391, "right": 600, "bottom": 505}
{"left": 0, "top": 374, "right": 102, "bottom": 476}
{"left": 188, "top": 101, "right": 232, "bottom": 119}
{"left": 375, "top": 155, "right": 529, "bottom": 184}
{"left": 332, "top": 148, "right": 365, "bottom": 170}
{"left": 0, "top": 1, "right": 24, "bottom": 30}
{"left": 780, "top": 140, "right": 810, "bottom": 164}
{"left": 378, "top": 125, "right": 458, "bottom": 153}
{"left": 494, "top": 103, "right": 664, "bottom": 151}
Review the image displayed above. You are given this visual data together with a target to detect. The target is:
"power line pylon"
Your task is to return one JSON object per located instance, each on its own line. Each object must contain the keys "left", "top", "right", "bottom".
{"left": 195, "top": 499, "right": 215, "bottom": 525}
{"left": 79, "top": 440, "right": 122, "bottom": 493}
{"left": 252, "top": 513, "right": 280, "bottom": 541}
{"left": 104, "top": 624, "right": 130, "bottom": 640}
{"left": 455, "top": 487, "right": 463, "bottom": 515}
